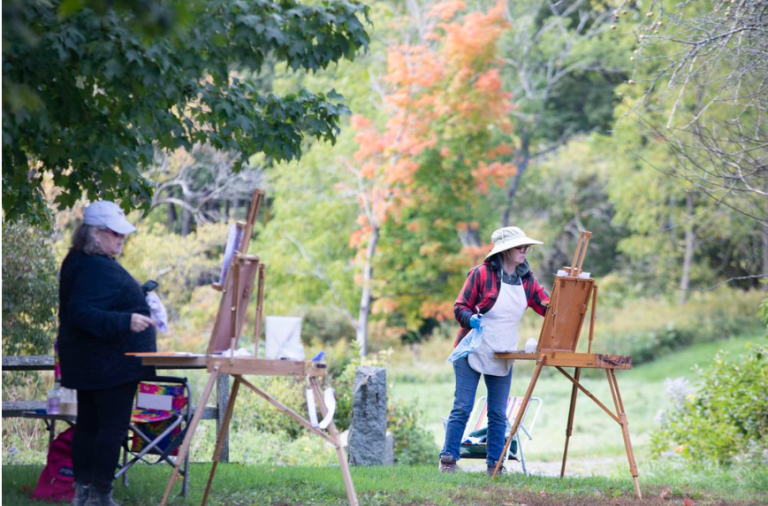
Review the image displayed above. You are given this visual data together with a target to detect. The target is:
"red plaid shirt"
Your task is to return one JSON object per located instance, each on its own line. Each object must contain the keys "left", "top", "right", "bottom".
{"left": 453, "top": 258, "right": 550, "bottom": 346}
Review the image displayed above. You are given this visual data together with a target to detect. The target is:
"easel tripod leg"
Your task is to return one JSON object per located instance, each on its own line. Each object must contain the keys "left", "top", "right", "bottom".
{"left": 493, "top": 360, "right": 544, "bottom": 479}
{"left": 560, "top": 367, "right": 581, "bottom": 478}
{"left": 607, "top": 370, "right": 641, "bottom": 500}
{"left": 201, "top": 375, "right": 242, "bottom": 506}
{"left": 310, "top": 378, "right": 359, "bottom": 506}
{"left": 160, "top": 370, "right": 218, "bottom": 506}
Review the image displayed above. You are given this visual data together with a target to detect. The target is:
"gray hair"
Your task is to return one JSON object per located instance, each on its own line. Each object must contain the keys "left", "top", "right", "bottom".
{"left": 71, "top": 223, "right": 105, "bottom": 255}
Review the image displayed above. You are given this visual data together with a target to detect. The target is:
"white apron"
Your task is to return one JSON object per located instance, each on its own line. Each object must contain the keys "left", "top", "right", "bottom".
{"left": 468, "top": 279, "right": 527, "bottom": 376}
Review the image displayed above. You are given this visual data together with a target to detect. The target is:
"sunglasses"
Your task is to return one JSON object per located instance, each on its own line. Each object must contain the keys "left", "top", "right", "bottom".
{"left": 512, "top": 246, "right": 530, "bottom": 253}
{"left": 98, "top": 228, "right": 125, "bottom": 239}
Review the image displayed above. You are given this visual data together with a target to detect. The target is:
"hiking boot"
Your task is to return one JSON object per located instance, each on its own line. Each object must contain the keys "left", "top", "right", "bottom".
{"left": 72, "top": 482, "right": 90, "bottom": 506}
{"left": 83, "top": 489, "right": 121, "bottom": 506}
{"left": 487, "top": 464, "right": 507, "bottom": 478}
{"left": 439, "top": 454, "right": 457, "bottom": 473}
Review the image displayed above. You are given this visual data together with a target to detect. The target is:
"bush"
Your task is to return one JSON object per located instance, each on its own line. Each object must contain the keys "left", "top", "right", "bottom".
{"left": 580, "top": 289, "right": 764, "bottom": 365}
{"left": 651, "top": 344, "right": 768, "bottom": 465}
{"left": 387, "top": 400, "right": 438, "bottom": 465}
{"left": 2, "top": 220, "right": 58, "bottom": 356}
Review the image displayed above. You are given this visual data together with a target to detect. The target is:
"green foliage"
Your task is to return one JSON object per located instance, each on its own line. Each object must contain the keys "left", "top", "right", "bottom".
{"left": 3, "top": 0, "right": 370, "bottom": 223}
{"left": 302, "top": 307, "right": 357, "bottom": 346}
{"left": 651, "top": 344, "right": 768, "bottom": 465}
{"left": 574, "top": 288, "right": 765, "bottom": 365}
{"left": 387, "top": 399, "right": 438, "bottom": 466}
{"left": 119, "top": 221, "right": 228, "bottom": 308}
{"left": 230, "top": 375, "right": 308, "bottom": 440}
{"left": 1, "top": 220, "right": 58, "bottom": 356}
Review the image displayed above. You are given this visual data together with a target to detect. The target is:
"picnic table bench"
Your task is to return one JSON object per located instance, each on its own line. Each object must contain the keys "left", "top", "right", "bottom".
{"left": 2, "top": 355, "right": 232, "bottom": 462}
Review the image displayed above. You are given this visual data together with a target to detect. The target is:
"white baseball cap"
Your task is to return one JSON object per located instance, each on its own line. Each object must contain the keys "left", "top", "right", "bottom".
{"left": 485, "top": 226, "right": 543, "bottom": 260}
{"left": 83, "top": 201, "right": 137, "bottom": 235}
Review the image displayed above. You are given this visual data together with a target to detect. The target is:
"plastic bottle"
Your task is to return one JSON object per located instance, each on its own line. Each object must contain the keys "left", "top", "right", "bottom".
{"left": 47, "top": 381, "right": 61, "bottom": 415}
{"left": 524, "top": 338, "right": 538, "bottom": 353}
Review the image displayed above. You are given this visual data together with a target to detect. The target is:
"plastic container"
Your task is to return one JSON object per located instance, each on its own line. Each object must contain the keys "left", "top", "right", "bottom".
{"left": 60, "top": 387, "right": 77, "bottom": 416}
{"left": 47, "top": 382, "right": 61, "bottom": 415}
{"left": 524, "top": 338, "right": 538, "bottom": 353}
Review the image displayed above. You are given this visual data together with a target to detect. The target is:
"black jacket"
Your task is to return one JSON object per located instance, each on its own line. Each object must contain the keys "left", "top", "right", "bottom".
{"left": 58, "top": 250, "right": 156, "bottom": 390}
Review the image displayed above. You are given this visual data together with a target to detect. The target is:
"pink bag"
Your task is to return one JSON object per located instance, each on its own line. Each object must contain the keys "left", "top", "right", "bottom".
{"left": 31, "top": 427, "right": 75, "bottom": 502}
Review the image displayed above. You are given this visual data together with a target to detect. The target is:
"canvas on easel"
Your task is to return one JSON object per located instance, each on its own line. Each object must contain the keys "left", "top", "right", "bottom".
{"left": 207, "top": 255, "right": 261, "bottom": 354}
{"left": 537, "top": 232, "right": 598, "bottom": 354}
{"left": 207, "top": 190, "right": 265, "bottom": 355}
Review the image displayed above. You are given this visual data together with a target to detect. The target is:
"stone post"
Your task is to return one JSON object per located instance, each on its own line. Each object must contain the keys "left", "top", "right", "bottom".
{"left": 348, "top": 366, "right": 388, "bottom": 466}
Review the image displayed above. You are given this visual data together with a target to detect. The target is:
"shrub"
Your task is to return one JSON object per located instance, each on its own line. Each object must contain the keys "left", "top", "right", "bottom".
{"left": 2, "top": 220, "right": 58, "bottom": 356}
{"left": 579, "top": 289, "right": 764, "bottom": 365}
{"left": 387, "top": 400, "right": 438, "bottom": 465}
{"left": 651, "top": 344, "right": 768, "bottom": 465}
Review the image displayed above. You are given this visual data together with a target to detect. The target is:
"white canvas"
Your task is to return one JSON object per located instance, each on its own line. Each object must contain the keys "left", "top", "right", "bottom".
{"left": 265, "top": 316, "right": 304, "bottom": 360}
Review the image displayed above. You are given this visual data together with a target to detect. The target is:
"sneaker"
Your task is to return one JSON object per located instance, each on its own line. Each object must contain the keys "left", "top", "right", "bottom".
{"left": 487, "top": 464, "right": 507, "bottom": 477}
{"left": 439, "top": 455, "right": 457, "bottom": 473}
{"left": 72, "top": 482, "right": 90, "bottom": 506}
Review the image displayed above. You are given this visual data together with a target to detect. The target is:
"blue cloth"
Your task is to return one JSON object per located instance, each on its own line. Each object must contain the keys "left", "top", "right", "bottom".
{"left": 447, "top": 326, "right": 483, "bottom": 363}
{"left": 440, "top": 356, "right": 513, "bottom": 467}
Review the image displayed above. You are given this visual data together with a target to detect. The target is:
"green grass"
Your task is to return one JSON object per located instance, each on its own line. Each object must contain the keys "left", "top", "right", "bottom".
{"left": 390, "top": 333, "right": 765, "bottom": 467}
{"left": 3, "top": 462, "right": 766, "bottom": 506}
{"left": 4, "top": 334, "right": 766, "bottom": 505}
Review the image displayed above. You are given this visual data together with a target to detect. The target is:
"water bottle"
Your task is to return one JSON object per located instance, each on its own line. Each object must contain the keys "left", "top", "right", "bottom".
{"left": 524, "top": 338, "right": 538, "bottom": 354}
{"left": 47, "top": 381, "right": 61, "bottom": 415}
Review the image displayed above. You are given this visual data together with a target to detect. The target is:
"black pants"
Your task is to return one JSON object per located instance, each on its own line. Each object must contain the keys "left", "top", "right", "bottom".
{"left": 73, "top": 381, "right": 138, "bottom": 493}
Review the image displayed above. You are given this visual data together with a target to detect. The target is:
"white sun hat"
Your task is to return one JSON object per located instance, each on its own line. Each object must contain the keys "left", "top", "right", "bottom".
{"left": 484, "top": 226, "right": 543, "bottom": 260}
{"left": 83, "top": 201, "right": 137, "bottom": 235}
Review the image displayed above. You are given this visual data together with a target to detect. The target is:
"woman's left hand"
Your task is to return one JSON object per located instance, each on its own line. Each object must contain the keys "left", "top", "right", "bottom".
{"left": 130, "top": 313, "right": 154, "bottom": 333}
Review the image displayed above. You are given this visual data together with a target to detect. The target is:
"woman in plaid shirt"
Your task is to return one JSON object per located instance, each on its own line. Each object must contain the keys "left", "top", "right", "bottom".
{"left": 439, "top": 226, "right": 550, "bottom": 476}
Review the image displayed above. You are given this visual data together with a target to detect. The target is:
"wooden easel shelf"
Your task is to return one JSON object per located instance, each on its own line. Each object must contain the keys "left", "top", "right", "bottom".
{"left": 206, "top": 357, "right": 327, "bottom": 377}
{"left": 494, "top": 351, "right": 632, "bottom": 370}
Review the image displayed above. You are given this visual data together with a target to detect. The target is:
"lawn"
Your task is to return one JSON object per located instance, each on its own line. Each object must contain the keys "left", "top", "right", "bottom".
{"left": 389, "top": 333, "right": 764, "bottom": 471}
{"left": 3, "top": 334, "right": 765, "bottom": 506}
{"left": 3, "top": 461, "right": 767, "bottom": 506}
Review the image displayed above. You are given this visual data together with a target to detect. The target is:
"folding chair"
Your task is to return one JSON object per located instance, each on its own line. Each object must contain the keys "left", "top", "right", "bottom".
{"left": 116, "top": 377, "right": 192, "bottom": 497}
{"left": 458, "top": 396, "right": 542, "bottom": 474}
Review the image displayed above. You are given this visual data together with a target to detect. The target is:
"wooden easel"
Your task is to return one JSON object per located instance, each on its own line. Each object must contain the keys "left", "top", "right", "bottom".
{"left": 492, "top": 231, "right": 642, "bottom": 499}
{"left": 136, "top": 190, "right": 358, "bottom": 506}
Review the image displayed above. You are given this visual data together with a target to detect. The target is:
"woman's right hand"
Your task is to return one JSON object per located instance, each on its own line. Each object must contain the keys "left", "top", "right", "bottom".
{"left": 469, "top": 314, "right": 482, "bottom": 329}
{"left": 130, "top": 313, "right": 154, "bottom": 333}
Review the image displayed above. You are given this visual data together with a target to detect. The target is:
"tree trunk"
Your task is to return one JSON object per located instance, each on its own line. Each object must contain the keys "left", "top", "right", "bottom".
{"left": 458, "top": 226, "right": 481, "bottom": 247}
{"left": 761, "top": 225, "right": 768, "bottom": 291}
{"left": 501, "top": 132, "right": 531, "bottom": 227}
{"left": 356, "top": 225, "right": 380, "bottom": 357}
{"left": 167, "top": 202, "right": 177, "bottom": 231}
{"left": 679, "top": 192, "right": 696, "bottom": 304}
{"left": 181, "top": 208, "right": 193, "bottom": 237}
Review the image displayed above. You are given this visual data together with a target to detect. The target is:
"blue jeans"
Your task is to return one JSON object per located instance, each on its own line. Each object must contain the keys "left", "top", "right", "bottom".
{"left": 440, "top": 356, "right": 513, "bottom": 467}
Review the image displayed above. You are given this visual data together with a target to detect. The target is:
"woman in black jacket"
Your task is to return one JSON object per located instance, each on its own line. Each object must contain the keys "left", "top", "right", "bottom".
{"left": 58, "top": 201, "right": 156, "bottom": 506}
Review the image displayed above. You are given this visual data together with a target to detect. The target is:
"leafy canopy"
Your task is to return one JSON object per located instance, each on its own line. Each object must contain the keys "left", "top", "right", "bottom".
{"left": 3, "top": 0, "right": 370, "bottom": 223}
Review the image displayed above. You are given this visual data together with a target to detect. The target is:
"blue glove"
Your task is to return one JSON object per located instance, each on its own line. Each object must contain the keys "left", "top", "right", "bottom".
{"left": 469, "top": 314, "right": 482, "bottom": 329}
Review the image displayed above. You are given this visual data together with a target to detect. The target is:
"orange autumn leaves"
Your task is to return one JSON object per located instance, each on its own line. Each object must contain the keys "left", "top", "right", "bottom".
{"left": 351, "top": 0, "right": 516, "bottom": 218}
{"left": 348, "top": 0, "right": 518, "bottom": 321}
